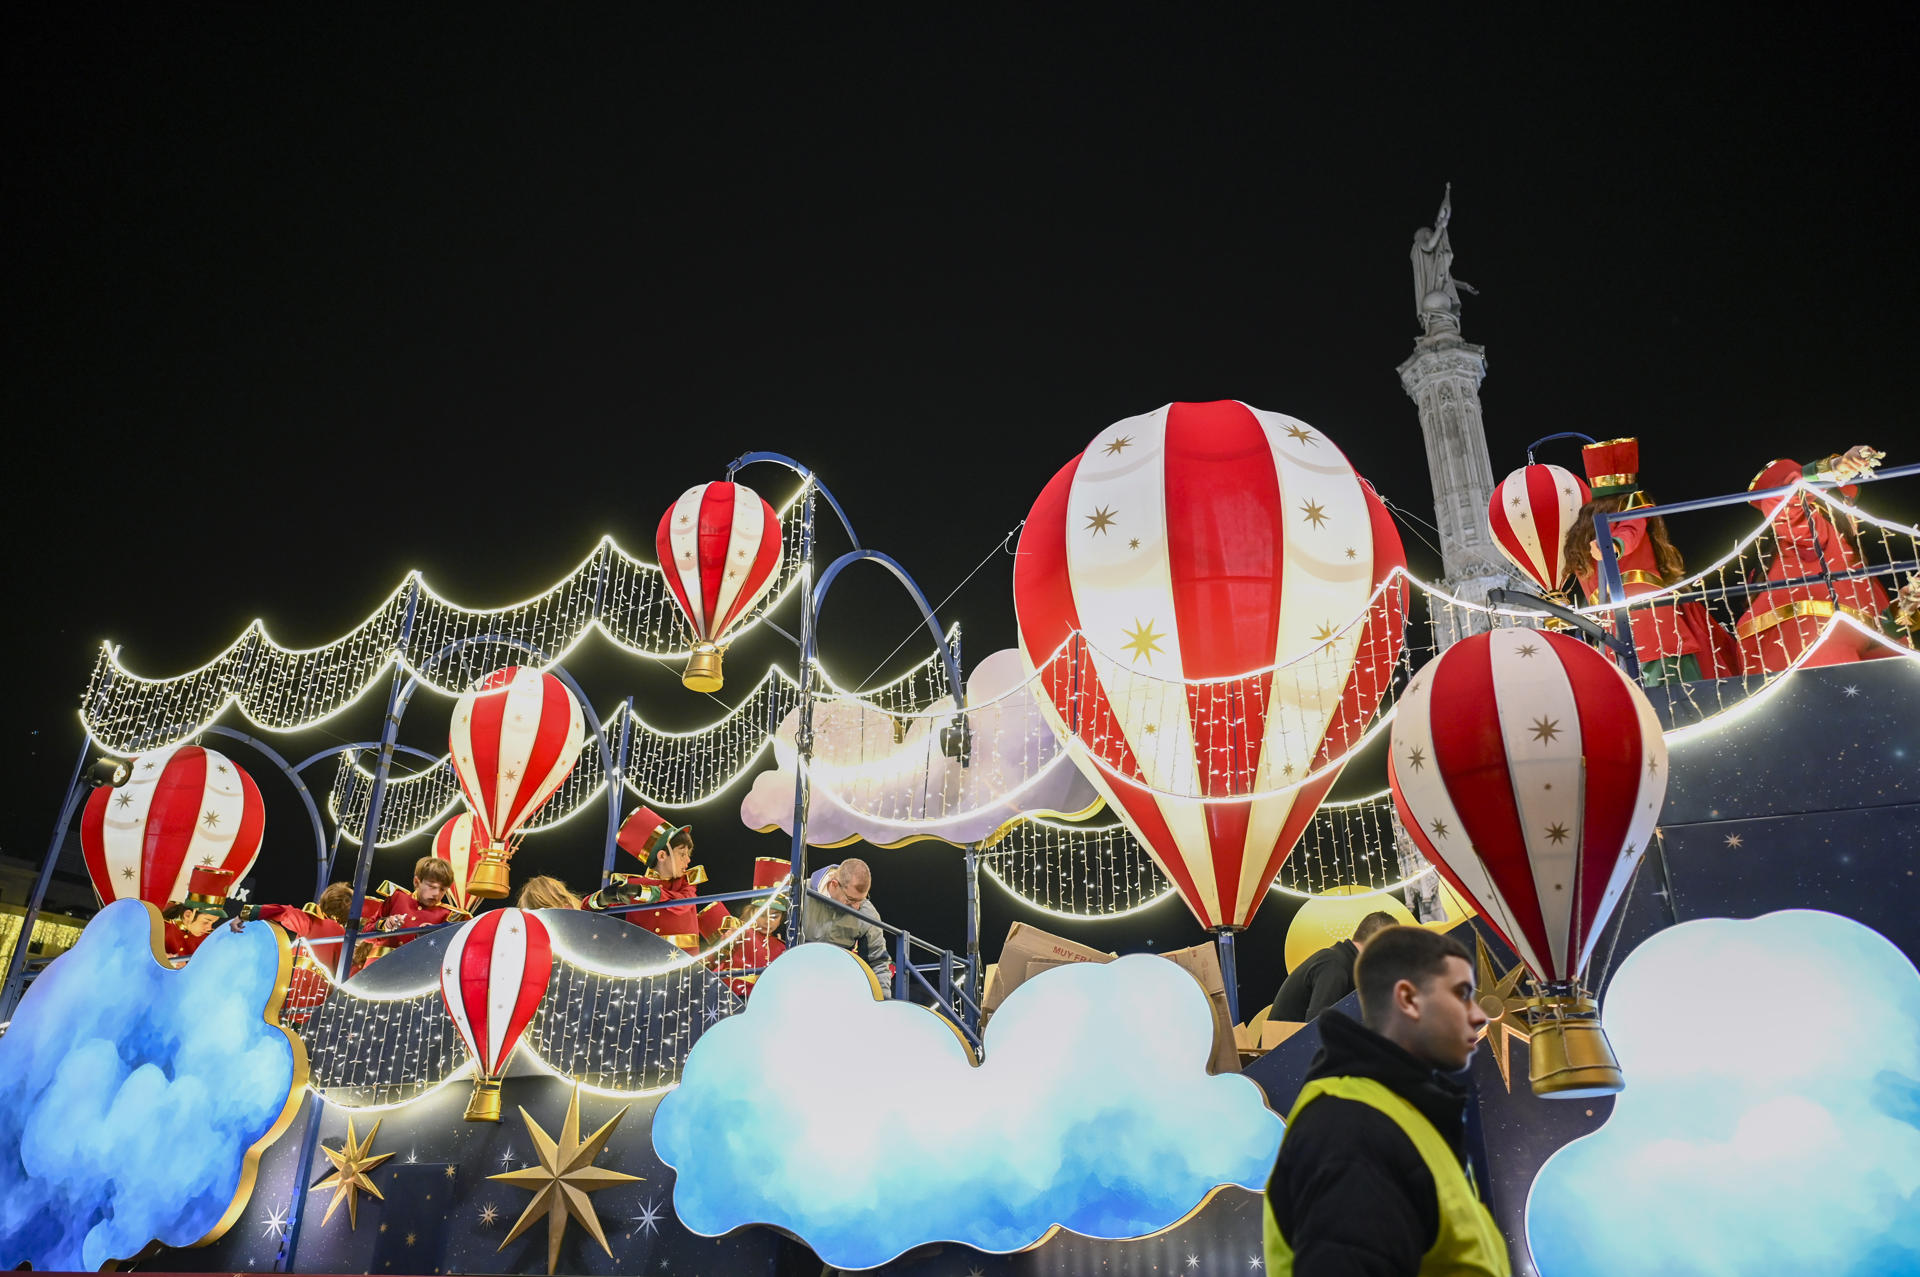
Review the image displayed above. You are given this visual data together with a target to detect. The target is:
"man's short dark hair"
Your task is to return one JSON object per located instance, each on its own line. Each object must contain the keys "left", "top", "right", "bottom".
{"left": 1353, "top": 911, "right": 1400, "bottom": 945}
{"left": 1354, "top": 926, "right": 1472, "bottom": 1026}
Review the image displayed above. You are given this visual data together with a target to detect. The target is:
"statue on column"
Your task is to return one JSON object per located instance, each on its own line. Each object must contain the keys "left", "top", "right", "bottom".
{"left": 1411, "top": 183, "right": 1477, "bottom": 335}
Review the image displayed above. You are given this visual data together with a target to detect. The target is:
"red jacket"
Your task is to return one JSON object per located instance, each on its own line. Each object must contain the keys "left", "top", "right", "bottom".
{"left": 1578, "top": 517, "right": 1738, "bottom": 677}
{"left": 163, "top": 922, "right": 208, "bottom": 960}
{"left": 1738, "top": 485, "right": 1892, "bottom": 671}
{"left": 366, "top": 887, "right": 467, "bottom": 949}
{"left": 587, "top": 873, "right": 703, "bottom": 949}
{"left": 714, "top": 928, "right": 787, "bottom": 998}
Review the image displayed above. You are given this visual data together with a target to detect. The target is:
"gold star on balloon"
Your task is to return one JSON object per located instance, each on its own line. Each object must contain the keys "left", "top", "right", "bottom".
{"left": 1529, "top": 716, "right": 1562, "bottom": 744}
{"left": 309, "top": 1117, "right": 396, "bottom": 1230}
{"left": 1300, "top": 499, "right": 1329, "bottom": 528}
{"left": 490, "top": 1087, "right": 643, "bottom": 1276}
{"left": 1474, "top": 932, "right": 1533, "bottom": 1092}
{"left": 1515, "top": 642, "right": 1539, "bottom": 658}
{"left": 1120, "top": 618, "right": 1166, "bottom": 664}
{"left": 1103, "top": 434, "right": 1134, "bottom": 455}
{"left": 1282, "top": 423, "right": 1317, "bottom": 446}
{"left": 1310, "top": 619, "right": 1338, "bottom": 646}
{"left": 1544, "top": 822, "right": 1571, "bottom": 845}
{"left": 1085, "top": 505, "right": 1118, "bottom": 536}
{"left": 1405, "top": 746, "right": 1427, "bottom": 773}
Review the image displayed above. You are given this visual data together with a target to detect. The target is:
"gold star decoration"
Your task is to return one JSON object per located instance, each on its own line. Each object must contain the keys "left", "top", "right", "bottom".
{"left": 1647, "top": 755, "right": 1660, "bottom": 775}
{"left": 1405, "top": 746, "right": 1427, "bottom": 773}
{"left": 1299, "top": 499, "right": 1329, "bottom": 528}
{"left": 1515, "top": 642, "right": 1539, "bottom": 658}
{"left": 1127, "top": 537, "right": 1141, "bottom": 550}
{"left": 1544, "top": 822, "right": 1571, "bottom": 845}
{"left": 1282, "top": 423, "right": 1317, "bottom": 446}
{"left": 1529, "top": 716, "right": 1562, "bottom": 744}
{"left": 1120, "top": 618, "right": 1166, "bottom": 665}
{"left": 1310, "top": 620, "right": 1338, "bottom": 646}
{"left": 1474, "top": 932, "right": 1533, "bottom": 1092}
{"left": 1344, "top": 547, "right": 1357, "bottom": 559}
{"left": 1724, "top": 834, "right": 1744, "bottom": 849}
{"left": 1084, "top": 506, "right": 1118, "bottom": 536}
{"left": 490, "top": 1087, "right": 643, "bottom": 1276}
{"left": 114, "top": 792, "right": 134, "bottom": 808}
{"left": 201, "top": 809, "right": 222, "bottom": 829}
{"left": 309, "top": 1117, "right": 396, "bottom": 1230}
{"left": 121, "top": 866, "right": 135, "bottom": 881}
{"left": 1103, "top": 434, "right": 1134, "bottom": 455}
{"left": 1429, "top": 817, "right": 1450, "bottom": 839}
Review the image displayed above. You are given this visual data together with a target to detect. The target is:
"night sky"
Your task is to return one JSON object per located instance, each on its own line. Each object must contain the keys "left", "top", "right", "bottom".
{"left": 8, "top": 10, "right": 1916, "bottom": 1004}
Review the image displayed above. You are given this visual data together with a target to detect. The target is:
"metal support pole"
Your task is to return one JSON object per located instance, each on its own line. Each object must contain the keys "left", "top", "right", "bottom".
{"left": 0, "top": 739, "right": 91, "bottom": 1021}
{"left": 1593, "top": 508, "right": 1641, "bottom": 683}
{"left": 602, "top": 698, "right": 635, "bottom": 888}
{"left": 893, "top": 930, "right": 910, "bottom": 1002}
{"left": 1215, "top": 929, "right": 1242, "bottom": 1028}
{"left": 963, "top": 844, "right": 981, "bottom": 1031}
{"left": 786, "top": 492, "right": 819, "bottom": 950}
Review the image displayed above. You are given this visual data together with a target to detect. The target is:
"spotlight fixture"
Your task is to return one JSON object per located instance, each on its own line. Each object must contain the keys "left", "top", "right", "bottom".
{"left": 84, "top": 757, "right": 131, "bottom": 788}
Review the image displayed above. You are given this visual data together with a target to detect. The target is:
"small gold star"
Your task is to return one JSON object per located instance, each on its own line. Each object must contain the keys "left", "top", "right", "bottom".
{"left": 1405, "top": 746, "right": 1427, "bottom": 773}
{"left": 1724, "top": 834, "right": 1744, "bottom": 848}
{"left": 1544, "top": 822, "right": 1571, "bottom": 845}
{"left": 1127, "top": 537, "right": 1141, "bottom": 550}
{"left": 1142, "top": 722, "right": 1158, "bottom": 734}
{"left": 309, "top": 1117, "right": 396, "bottom": 1230}
{"left": 1647, "top": 756, "right": 1660, "bottom": 774}
{"left": 1282, "top": 423, "right": 1317, "bottom": 446}
{"left": 1085, "top": 506, "right": 1118, "bottom": 536}
{"left": 444, "top": 1165, "right": 457, "bottom": 1179}
{"left": 1515, "top": 642, "right": 1539, "bottom": 658}
{"left": 1510, "top": 496, "right": 1522, "bottom": 506}
{"left": 115, "top": 792, "right": 134, "bottom": 808}
{"left": 1120, "top": 618, "right": 1166, "bottom": 664}
{"left": 200, "top": 854, "right": 215, "bottom": 865}
{"left": 503, "top": 768, "right": 518, "bottom": 780}
{"left": 201, "top": 810, "right": 222, "bottom": 829}
{"left": 490, "top": 1087, "right": 643, "bottom": 1276}
{"left": 405, "top": 1232, "right": 417, "bottom": 1247}
{"left": 121, "top": 866, "right": 135, "bottom": 881}
{"left": 1429, "top": 818, "right": 1450, "bottom": 839}
{"left": 1529, "top": 716, "right": 1562, "bottom": 744}
{"left": 1344, "top": 547, "right": 1357, "bottom": 559}
{"left": 1102, "top": 434, "right": 1134, "bottom": 455}
{"left": 1300, "top": 499, "right": 1329, "bottom": 528}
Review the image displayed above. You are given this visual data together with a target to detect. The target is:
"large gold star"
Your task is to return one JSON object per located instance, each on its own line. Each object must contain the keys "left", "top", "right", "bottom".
{"left": 490, "top": 1087, "right": 643, "bottom": 1276}
{"left": 1300, "top": 499, "right": 1329, "bottom": 528}
{"left": 1102, "top": 434, "right": 1134, "bottom": 455}
{"left": 1282, "top": 422, "right": 1317, "bottom": 446}
{"left": 1529, "top": 716, "right": 1562, "bottom": 744}
{"left": 1474, "top": 932, "right": 1534, "bottom": 1093}
{"left": 1120, "top": 618, "right": 1166, "bottom": 665}
{"left": 1084, "top": 505, "right": 1118, "bottom": 536}
{"left": 309, "top": 1117, "right": 396, "bottom": 1230}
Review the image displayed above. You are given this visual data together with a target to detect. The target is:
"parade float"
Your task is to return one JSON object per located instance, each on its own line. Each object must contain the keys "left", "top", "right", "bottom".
{"left": 4, "top": 207, "right": 1918, "bottom": 1277}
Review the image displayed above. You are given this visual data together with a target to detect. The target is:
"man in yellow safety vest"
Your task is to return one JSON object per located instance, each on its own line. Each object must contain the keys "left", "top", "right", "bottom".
{"left": 1263, "top": 925, "right": 1509, "bottom": 1275}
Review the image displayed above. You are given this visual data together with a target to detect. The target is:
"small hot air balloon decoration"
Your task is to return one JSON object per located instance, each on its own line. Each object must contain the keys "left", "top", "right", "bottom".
{"left": 1488, "top": 463, "right": 1591, "bottom": 604}
{"left": 432, "top": 812, "right": 482, "bottom": 914}
{"left": 80, "top": 744, "right": 266, "bottom": 910}
{"left": 440, "top": 907, "right": 554, "bottom": 1121}
{"left": 1388, "top": 626, "right": 1667, "bottom": 1097}
{"left": 450, "top": 667, "right": 587, "bottom": 900}
{"left": 658, "top": 481, "right": 785, "bottom": 692}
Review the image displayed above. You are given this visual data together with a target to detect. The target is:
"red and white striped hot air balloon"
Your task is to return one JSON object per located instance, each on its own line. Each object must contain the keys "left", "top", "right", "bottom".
{"left": 1388, "top": 627, "right": 1667, "bottom": 1096}
{"left": 80, "top": 744, "right": 266, "bottom": 911}
{"left": 1488, "top": 464, "right": 1591, "bottom": 598}
{"left": 657, "top": 481, "right": 785, "bottom": 693}
{"left": 1013, "top": 401, "right": 1408, "bottom": 933}
{"left": 432, "top": 813, "right": 482, "bottom": 913}
{"left": 439, "top": 907, "right": 553, "bottom": 1121}
{"left": 449, "top": 667, "right": 586, "bottom": 900}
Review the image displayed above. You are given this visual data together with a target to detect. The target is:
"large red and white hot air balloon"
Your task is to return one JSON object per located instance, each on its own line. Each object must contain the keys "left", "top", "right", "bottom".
{"left": 1488, "top": 464, "right": 1591, "bottom": 599}
{"left": 1388, "top": 626, "right": 1667, "bottom": 1096}
{"left": 439, "top": 906, "right": 553, "bottom": 1121}
{"left": 449, "top": 667, "right": 586, "bottom": 900}
{"left": 432, "top": 813, "right": 481, "bottom": 913}
{"left": 79, "top": 744, "right": 266, "bottom": 910}
{"left": 1013, "top": 401, "right": 1408, "bottom": 935}
{"left": 658, "top": 481, "right": 785, "bottom": 692}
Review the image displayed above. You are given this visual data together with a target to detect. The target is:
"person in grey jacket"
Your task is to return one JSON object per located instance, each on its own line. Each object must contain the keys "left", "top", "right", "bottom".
{"left": 802, "top": 859, "right": 894, "bottom": 995}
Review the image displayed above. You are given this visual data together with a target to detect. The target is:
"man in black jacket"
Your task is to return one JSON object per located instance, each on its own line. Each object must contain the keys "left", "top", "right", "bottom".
{"left": 1269, "top": 911, "right": 1399, "bottom": 1023}
{"left": 1263, "top": 926, "right": 1508, "bottom": 1276}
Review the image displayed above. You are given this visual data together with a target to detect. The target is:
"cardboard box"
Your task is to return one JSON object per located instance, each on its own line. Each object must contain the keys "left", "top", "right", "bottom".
{"left": 1236, "top": 1017, "right": 1311, "bottom": 1061}
{"left": 1159, "top": 941, "right": 1241, "bottom": 1075}
{"left": 984, "top": 922, "right": 1116, "bottom": 1017}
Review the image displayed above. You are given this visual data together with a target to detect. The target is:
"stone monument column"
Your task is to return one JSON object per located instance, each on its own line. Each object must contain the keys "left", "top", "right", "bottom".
{"left": 1397, "top": 185, "right": 1513, "bottom": 648}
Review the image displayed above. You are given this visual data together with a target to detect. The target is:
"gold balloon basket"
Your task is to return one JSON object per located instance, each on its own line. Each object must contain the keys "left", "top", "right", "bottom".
{"left": 466, "top": 842, "right": 514, "bottom": 900}
{"left": 464, "top": 1075, "right": 503, "bottom": 1122}
{"left": 683, "top": 642, "right": 725, "bottom": 692}
{"left": 1525, "top": 984, "right": 1624, "bottom": 1098}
